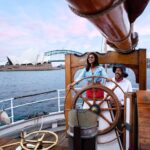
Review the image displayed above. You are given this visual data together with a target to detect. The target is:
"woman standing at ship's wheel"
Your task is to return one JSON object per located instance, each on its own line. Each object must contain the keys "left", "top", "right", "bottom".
{"left": 69, "top": 52, "right": 108, "bottom": 99}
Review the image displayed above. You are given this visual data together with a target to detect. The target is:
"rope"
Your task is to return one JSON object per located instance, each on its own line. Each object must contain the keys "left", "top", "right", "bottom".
{"left": 14, "top": 90, "right": 57, "bottom": 99}
{"left": 69, "top": 0, "right": 126, "bottom": 19}
{"left": 97, "top": 127, "right": 123, "bottom": 145}
{"left": 97, "top": 136, "right": 119, "bottom": 144}
{"left": 39, "top": 116, "right": 44, "bottom": 131}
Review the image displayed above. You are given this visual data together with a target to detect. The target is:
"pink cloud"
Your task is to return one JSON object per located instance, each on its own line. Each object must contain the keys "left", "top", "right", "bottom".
{"left": 57, "top": 12, "right": 99, "bottom": 38}
{"left": 0, "top": 19, "right": 28, "bottom": 39}
{"left": 65, "top": 19, "right": 89, "bottom": 36}
{"left": 25, "top": 20, "right": 65, "bottom": 40}
{"left": 0, "top": 29, "right": 27, "bottom": 39}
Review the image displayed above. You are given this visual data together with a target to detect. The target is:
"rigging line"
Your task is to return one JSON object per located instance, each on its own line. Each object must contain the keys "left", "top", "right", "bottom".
{"left": 33, "top": 116, "right": 44, "bottom": 138}
{"left": 104, "top": 39, "right": 107, "bottom": 53}
{"left": 101, "top": 36, "right": 104, "bottom": 53}
{"left": 104, "top": 39, "right": 108, "bottom": 73}
{"left": 14, "top": 90, "right": 57, "bottom": 99}
{"left": 39, "top": 116, "right": 44, "bottom": 131}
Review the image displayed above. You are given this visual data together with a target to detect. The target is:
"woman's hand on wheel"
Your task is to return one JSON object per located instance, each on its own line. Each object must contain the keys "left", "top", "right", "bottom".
{"left": 67, "top": 82, "right": 75, "bottom": 89}
{"left": 67, "top": 84, "right": 72, "bottom": 89}
{"left": 106, "top": 78, "right": 112, "bottom": 82}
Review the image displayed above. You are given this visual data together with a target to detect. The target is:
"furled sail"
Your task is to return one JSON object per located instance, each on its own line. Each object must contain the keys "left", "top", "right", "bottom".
{"left": 125, "top": 0, "right": 149, "bottom": 23}
{"left": 66, "top": 0, "right": 149, "bottom": 53}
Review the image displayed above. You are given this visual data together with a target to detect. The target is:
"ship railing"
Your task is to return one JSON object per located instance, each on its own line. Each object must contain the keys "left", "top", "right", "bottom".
{"left": 1, "top": 87, "right": 148, "bottom": 127}
{"left": 0, "top": 89, "right": 65, "bottom": 126}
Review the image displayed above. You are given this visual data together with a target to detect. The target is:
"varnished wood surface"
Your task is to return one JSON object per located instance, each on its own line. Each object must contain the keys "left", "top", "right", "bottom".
{"left": 0, "top": 138, "right": 20, "bottom": 150}
{"left": 65, "top": 50, "right": 146, "bottom": 90}
{"left": 137, "top": 91, "right": 150, "bottom": 150}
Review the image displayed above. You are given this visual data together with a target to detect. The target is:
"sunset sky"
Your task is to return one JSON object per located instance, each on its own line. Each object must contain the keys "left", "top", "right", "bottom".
{"left": 0, "top": 1, "right": 150, "bottom": 64}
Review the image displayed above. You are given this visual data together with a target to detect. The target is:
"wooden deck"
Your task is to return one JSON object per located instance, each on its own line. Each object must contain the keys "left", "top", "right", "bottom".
{"left": 0, "top": 131, "right": 69, "bottom": 150}
{"left": 137, "top": 91, "right": 150, "bottom": 150}
{"left": 0, "top": 138, "right": 20, "bottom": 150}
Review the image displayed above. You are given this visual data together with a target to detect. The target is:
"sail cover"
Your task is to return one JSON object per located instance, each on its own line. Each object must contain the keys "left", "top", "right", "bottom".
{"left": 125, "top": 0, "right": 149, "bottom": 23}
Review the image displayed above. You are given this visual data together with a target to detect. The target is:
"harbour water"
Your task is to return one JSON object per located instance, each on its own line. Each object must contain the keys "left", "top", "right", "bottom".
{"left": 0, "top": 69, "right": 65, "bottom": 99}
{"left": 0, "top": 68, "right": 150, "bottom": 99}
{"left": 0, "top": 69, "right": 65, "bottom": 121}
{"left": 0, "top": 68, "right": 149, "bottom": 121}
{"left": 0, "top": 68, "right": 150, "bottom": 100}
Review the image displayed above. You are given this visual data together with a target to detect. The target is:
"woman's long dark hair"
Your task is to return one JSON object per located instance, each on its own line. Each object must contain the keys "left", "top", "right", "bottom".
{"left": 86, "top": 52, "right": 99, "bottom": 71}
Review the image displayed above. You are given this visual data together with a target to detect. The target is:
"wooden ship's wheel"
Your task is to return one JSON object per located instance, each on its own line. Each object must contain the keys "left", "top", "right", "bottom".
{"left": 20, "top": 130, "right": 58, "bottom": 150}
{"left": 65, "top": 76, "right": 125, "bottom": 135}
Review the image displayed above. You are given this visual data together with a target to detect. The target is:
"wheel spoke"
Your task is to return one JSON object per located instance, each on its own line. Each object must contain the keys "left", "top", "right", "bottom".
{"left": 98, "top": 99, "right": 105, "bottom": 106}
{"left": 99, "top": 93, "right": 109, "bottom": 106}
{"left": 91, "top": 77, "right": 97, "bottom": 103}
{"left": 42, "top": 141, "right": 57, "bottom": 149}
{"left": 79, "top": 94, "right": 92, "bottom": 107}
{"left": 101, "top": 107, "right": 116, "bottom": 111}
{"left": 99, "top": 113, "right": 112, "bottom": 125}
{"left": 25, "top": 139, "right": 37, "bottom": 143}
{"left": 42, "top": 141, "right": 55, "bottom": 144}
{"left": 40, "top": 133, "right": 45, "bottom": 141}
{"left": 34, "top": 143, "right": 40, "bottom": 150}
{"left": 104, "top": 93, "right": 110, "bottom": 100}
{"left": 112, "top": 85, "right": 118, "bottom": 92}
{"left": 72, "top": 88, "right": 79, "bottom": 95}
{"left": 92, "top": 87, "right": 96, "bottom": 104}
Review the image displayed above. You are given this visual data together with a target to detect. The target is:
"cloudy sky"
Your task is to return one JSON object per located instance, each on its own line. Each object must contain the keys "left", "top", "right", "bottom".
{"left": 0, "top": 1, "right": 150, "bottom": 64}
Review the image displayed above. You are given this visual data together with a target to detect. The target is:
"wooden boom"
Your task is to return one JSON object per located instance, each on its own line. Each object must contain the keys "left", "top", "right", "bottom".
{"left": 66, "top": 0, "right": 149, "bottom": 53}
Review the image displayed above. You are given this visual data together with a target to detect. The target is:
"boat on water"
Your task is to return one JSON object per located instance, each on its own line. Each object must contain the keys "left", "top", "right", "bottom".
{"left": 0, "top": 0, "right": 150, "bottom": 150}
